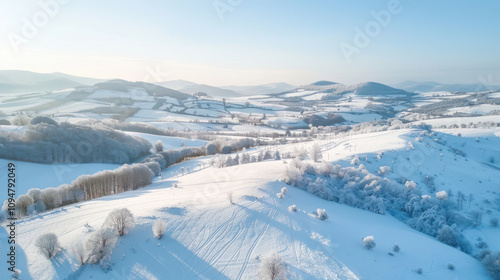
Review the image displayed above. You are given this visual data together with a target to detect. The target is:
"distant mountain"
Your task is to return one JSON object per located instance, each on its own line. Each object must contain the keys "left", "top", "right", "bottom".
{"left": 95, "top": 79, "right": 191, "bottom": 100}
{"left": 392, "top": 81, "right": 500, "bottom": 92}
{"left": 177, "top": 84, "right": 241, "bottom": 98}
{"left": 221, "top": 82, "right": 296, "bottom": 95}
{"left": 292, "top": 81, "right": 410, "bottom": 98}
{"left": 156, "top": 79, "right": 198, "bottom": 90}
{"left": 0, "top": 70, "right": 106, "bottom": 93}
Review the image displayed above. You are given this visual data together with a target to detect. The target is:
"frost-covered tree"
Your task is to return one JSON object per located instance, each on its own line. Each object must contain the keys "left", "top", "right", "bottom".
{"left": 281, "top": 187, "right": 288, "bottom": 195}
{"left": 86, "top": 228, "right": 118, "bottom": 266}
{"left": 275, "top": 151, "right": 281, "bottom": 160}
{"left": 363, "top": 236, "right": 376, "bottom": 250}
{"left": 41, "top": 188, "right": 62, "bottom": 210}
{"left": 259, "top": 253, "right": 287, "bottom": 280}
{"left": 152, "top": 219, "right": 167, "bottom": 239}
{"left": 71, "top": 241, "right": 86, "bottom": 266}
{"left": 378, "top": 166, "right": 391, "bottom": 175}
{"left": 155, "top": 140, "right": 163, "bottom": 153}
{"left": 35, "top": 233, "right": 61, "bottom": 259}
{"left": 309, "top": 143, "right": 322, "bottom": 162}
{"left": 104, "top": 208, "right": 135, "bottom": 236}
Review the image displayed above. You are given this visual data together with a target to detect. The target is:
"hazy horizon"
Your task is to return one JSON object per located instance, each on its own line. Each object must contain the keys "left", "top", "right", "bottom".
{"left": 1, "top": 1, "right": 499, "bottom": 86}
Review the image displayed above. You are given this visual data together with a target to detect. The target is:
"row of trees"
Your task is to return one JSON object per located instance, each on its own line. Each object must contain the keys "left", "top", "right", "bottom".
{"left": 0, "top": 122, "right": 151, "bottom": 164}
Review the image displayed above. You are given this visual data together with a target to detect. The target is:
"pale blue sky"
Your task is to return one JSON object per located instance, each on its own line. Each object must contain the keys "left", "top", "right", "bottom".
{"left": 0, "top": 0, "right": 499, "bottom": 86}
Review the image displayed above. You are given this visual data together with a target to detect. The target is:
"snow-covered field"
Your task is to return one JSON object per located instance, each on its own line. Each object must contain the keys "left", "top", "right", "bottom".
{"left": 1, "top": 81, "right": 499, "bottom": 280}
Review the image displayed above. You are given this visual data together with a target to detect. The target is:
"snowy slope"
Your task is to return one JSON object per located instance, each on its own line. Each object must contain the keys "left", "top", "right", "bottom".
{"left": 1, "top": 130, "right": 493, "bottom": 280}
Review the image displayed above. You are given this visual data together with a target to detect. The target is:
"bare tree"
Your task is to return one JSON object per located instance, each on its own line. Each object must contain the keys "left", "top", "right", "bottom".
{"left": 260, "top": 253, "right": 287, "bottom": 280}
{"left": 104, "top": 208, "right": 135, "bottom": 236}
{"left": 152, "top": 219, "right": 167, "bottom": 239}
{"left": 35, "top": 233, "right": 61, "bottom": 259}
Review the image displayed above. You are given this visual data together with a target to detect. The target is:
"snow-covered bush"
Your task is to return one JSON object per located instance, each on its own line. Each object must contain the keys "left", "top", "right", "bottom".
{"left": 393, "top": 243, "right": 400, "bottom": 253}
{"left": 350, "top": 155, "right": 359, "bottom": 165}
{"left": 483, "top": 251, "right": 500, "bottom": 280}
{"left": 259, "top": 253, "right": 287, "bottom": 280}
{"left": 378, "top": 166, "right": 391, "bottom": 175}
{"left": 35, "top": 233, "right": 61, "bottom": 259}
{"left": 275, "top": 151, "right": 281, "bottom": 160}
{"left": 358, "top": 164, "right": 366, "bottom": 171}
{"left": 104, "top": 208, "right": 135, "bottom": 236}
{"left": 436, "top": 224, "right": 471, "bottom": 253}
{"left": 363, "top": 196, "right": 385, "bottom": 214}
{"left": 363, "top": 235, "right": 376, "bottom": 250}
{"left": 288, "top": 205, "right": 297, "bottom": 212}
{"left": 281, "top": 187, "right": 288, "bottom": 195}
{"left": 15, "top": 194, "right": 33, "bottom": 216}
{"left": 435, "top": 190, "right": 448, "bottom": 200}
{"left": 222, "top": 145, "right": 232, "bottom": 154}
{"left": 490, "top": 217, "right": 499, "bottom": 227}
{"left": 415, "top": 206, "right": 446, "bottom": 237}
{"left": 276, "top": 193, "right": 284, "bottom": 199}
{"left": 316, "top": 209, "right": 328, "bottom": 221}
{"left": 405, "top": 181, "right": 417, "bottom": 189}
{"left": 155, "top": 140, "right": 163, "bottom": 153}
{"left": 86, "top": 228, "right": 118, "bottom": 267}
{"left": 144, "top": 161, "right": 161, "bottom": 176}
{"left": 205, "top": 143, "right": 216, "bottom": 155}
{"left": 153, "top": 219, "right": 167, "bottom": 239}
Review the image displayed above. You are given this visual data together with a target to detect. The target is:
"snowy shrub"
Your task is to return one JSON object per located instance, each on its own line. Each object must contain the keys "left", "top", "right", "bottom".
{"left": 86, "top": 228, "right": 118, "bottom": 265}
{"left": 316, "top": 209, "right": 329, "bottom": 221}
{"left": 104, "top": 208, "right": 135, "bottom": 236}
{"left": 214, "top": 155, "right": 226, "bottom": 168}
{"left": 490, "top": 217, "right": 499, "bottom": 227}
{"left": 205, "top": 143, "right": 216, "bottom": 155}
{"left": 144, "top": 161, "right": 161, "bottom": 176}
{"left": 281, "top": 187, "right": 288, "bottom": 195}
{"left": 222, "top": 145, "right": 232, "bottom": 154}
{"left": 358, "top": 164, "right": 366, "bottom": 171}
{"left": 447, "top": 263, "right": 455, "bottom": 270}
{"left": 436, "top": 224, "right": 471, "bottom": 254}
{"left": 240, "top": 153, "right": 250, "bottom": 164}
{"left": 435, "top": 190, "right": 448, "bottom": 200}
{"left": 153, "top": 219, "right": 167, "bottom": 239}
{"left": 415, "top": 206, "right": 446, "bottom": 237}
{"left": 283, "top": 165, "right": 303, "bottom": 187}
{"left": 288, "top": 205, "right": 297, "bottom": 212}
{"left": 363, "top": 196, "right": 385, "bottom": 215}
{"left": 405, "top": 181, "right": 417, "bottom": 189}
{"left": 276, "top": 193, "right": 284, "bottom": 199}
{"left": 378, "top": 166, "right": 391, "bottom": 175}
{"left": 275, "top": 151, "right": 281, "bottom": 160}
{"left": 363, "top": 236, "right": 376, "bottom": 250}
{"left": 259, "top": 253, "right": 287, "bottom": 280}
{"left": 483, "top": 251, "right": 500, "bottom": 280}
{"left": 309, "top": 144, "right": 322, "bottom": 162}
{"left": 350, "top": 155, "right": 359, "bottom": 165}
{"left": 71, "top": 241, "right": 86, "bottom": 266}
{"left": 393, "top": 243, "right": 400, "bottom": 253}
{"left": 35, "top": 233, "right": 61, "bottom": 259}
{"left": 154, "top": 140, "right": 163, "bottom": 153}
{"left": 264, "top": 150, "right": 273, "bottom": 160}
